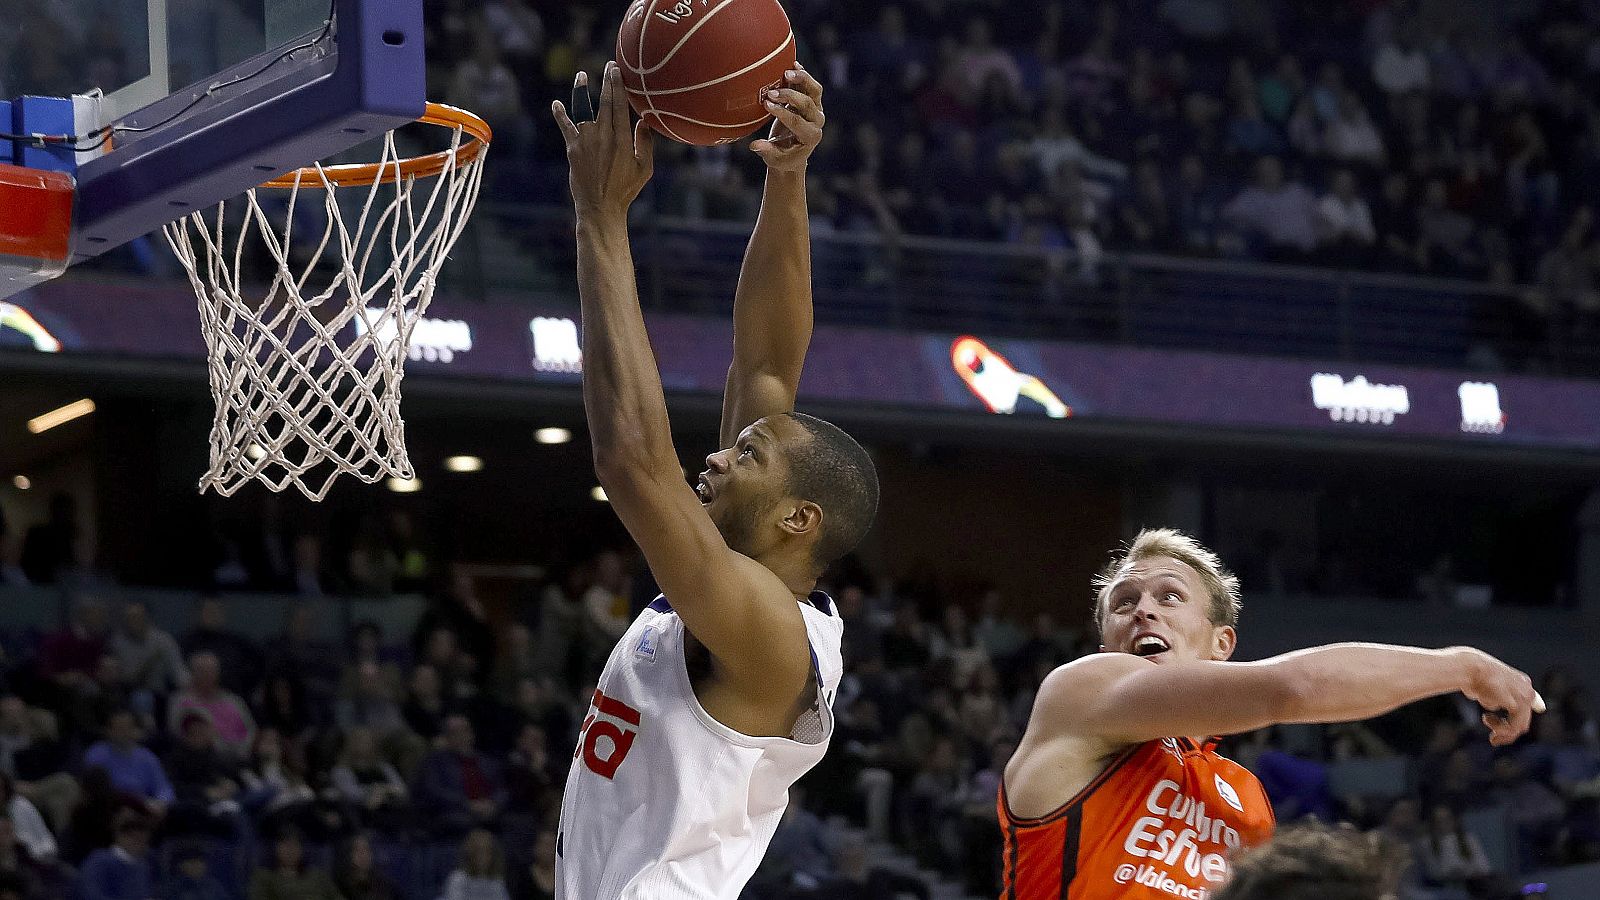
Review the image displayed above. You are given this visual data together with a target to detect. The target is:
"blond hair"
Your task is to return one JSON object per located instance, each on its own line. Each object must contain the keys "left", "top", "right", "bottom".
{"left": 1092, "top": 528, "right": 1241, "bottom": 635}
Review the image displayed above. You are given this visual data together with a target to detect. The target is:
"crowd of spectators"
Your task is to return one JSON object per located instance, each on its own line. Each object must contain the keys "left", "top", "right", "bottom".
{"left": 4, "top": 490, "right": 1600, "bottom": 900}
{"left": 418, "top": 0, "right": 1600, "bottom": 367}
{"left": 466, "top": 0, "right": 1600, "bottom": 289}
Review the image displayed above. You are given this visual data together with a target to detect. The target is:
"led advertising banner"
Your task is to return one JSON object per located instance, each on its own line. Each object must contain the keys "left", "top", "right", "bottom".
{"left": 6, "top": 280, "right": 1600, "bottom": 450}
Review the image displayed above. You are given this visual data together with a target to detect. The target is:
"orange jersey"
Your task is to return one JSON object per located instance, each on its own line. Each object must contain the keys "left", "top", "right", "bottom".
{"left": 998, "top": 737, "right": 1275, "bottom": 900}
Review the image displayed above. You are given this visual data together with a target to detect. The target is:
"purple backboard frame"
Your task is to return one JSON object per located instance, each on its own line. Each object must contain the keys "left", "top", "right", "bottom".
{"left": 70, "top": 0, "right": 425, "bottom": 263}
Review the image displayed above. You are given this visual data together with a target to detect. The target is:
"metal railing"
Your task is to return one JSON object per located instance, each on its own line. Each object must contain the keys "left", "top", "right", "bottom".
{"left": 459, "top": 204, "right": 1591, "bottom": 377}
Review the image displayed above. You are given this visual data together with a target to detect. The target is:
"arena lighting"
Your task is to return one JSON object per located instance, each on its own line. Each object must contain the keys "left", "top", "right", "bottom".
{"left": 536, "top": 427, "right": 573, "bottom": 445}
{"left": 26, "top": 398, "right": 95, "bottom": 434}
{"left": 11, "top": 476, "right": 30, "bottom": 490}
{"left": 245, "top": 444, "right": 268, "bottom": 462}
{"left": 387, "top": 477, "right": 423, "bottom": 494}
{"left": 591, "top": 486, "right": 609, "bottom": 503}
{"left": 445, "top": 455, "right": 484, "bottom": 473}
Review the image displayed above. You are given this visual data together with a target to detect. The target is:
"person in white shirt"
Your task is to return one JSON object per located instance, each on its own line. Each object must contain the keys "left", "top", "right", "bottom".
{"left": 549, "top": 63, "right": 879, "bottom": 899}
{"left": 1317, "top": 169, "right": 1377, "bottom": 258}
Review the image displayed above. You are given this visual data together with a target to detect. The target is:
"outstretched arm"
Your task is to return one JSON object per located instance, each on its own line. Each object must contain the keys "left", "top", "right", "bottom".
{"left": 1030, "top": 643, "right": 1541, "bottom": 751}
{"left": 720, "top": 67, "right": 827, "bottom": 447}
{"left": 552, "top": 65, "right": 810, "bottom": 706}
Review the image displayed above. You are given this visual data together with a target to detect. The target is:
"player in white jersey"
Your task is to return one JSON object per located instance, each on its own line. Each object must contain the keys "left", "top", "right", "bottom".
{"left": 550, "top": 61, "right": 879, "bottom": 899}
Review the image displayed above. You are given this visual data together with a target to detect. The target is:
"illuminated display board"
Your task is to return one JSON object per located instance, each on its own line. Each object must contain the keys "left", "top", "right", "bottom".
{"left": 6, "top": 281, "right": 1599, "bottom": 450}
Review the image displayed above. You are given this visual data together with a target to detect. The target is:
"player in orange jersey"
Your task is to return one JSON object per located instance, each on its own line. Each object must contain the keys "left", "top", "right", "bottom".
{"left": 1000, "top": 528, "right": 1542, "bottom": 900}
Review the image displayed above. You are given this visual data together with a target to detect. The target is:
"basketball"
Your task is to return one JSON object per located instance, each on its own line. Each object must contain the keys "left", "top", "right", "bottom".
{"left": 616, "top": 0, "right": 797, "bottom": 146}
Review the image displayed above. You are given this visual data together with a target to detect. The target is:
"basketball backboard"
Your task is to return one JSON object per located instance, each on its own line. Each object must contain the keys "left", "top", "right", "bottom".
{"left": 0, "top": 0, "right": 425, "bottom": 298}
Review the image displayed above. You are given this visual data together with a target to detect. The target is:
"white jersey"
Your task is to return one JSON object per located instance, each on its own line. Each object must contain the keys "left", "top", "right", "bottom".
{"left": 555, "top": 591, "right": 843, "bottom": 900}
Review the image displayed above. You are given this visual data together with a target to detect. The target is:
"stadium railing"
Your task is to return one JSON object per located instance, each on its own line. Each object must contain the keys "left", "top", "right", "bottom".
{"left": 468, "top": 205, "right": 1587, "bottom": 377}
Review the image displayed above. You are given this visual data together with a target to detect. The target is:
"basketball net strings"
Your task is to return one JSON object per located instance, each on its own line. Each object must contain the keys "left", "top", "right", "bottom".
{"left": 164, "top": 127, "right": 486, "bottom": 500}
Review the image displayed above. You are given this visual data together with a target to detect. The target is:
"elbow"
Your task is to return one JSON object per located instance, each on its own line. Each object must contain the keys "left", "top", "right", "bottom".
{"left": 591, "top": 442, "right": 649, "bottom": 487}
{"left": 1271, "top": 665, "right": 1316, "bottom": 724}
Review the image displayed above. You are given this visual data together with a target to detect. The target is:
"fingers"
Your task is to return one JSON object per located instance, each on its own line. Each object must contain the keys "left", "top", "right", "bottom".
{"left": 764, "top": 99, "right": 822, "bottom": 146}
{"left": 571, "top": 71, "right": 594, "bottom": 123}
{"left": 634, "top": 119, "right": 655, "bottom": 168}
{"left": 600, "top": 61, "right": 632, "bottom": 141}
{"left": 766, "top": 87, "right": 824, "bottom": 127}
{"left": 551, "top": 100, "right": 580, "bottom": 148}
{"left": 786, "top": 65, "right": 824, "bottom": 105}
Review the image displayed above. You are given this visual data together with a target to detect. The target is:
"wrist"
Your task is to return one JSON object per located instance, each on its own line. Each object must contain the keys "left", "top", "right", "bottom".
{"left": 1447, "top": 646, "right": 1488, "bottom": 692}
{"left": 575, "top": 208, "right": 630, "bottom": 235}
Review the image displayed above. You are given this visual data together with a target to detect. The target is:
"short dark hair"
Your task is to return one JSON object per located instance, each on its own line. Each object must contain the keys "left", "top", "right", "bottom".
{"left": 1214, "top": 823, "right": 1400, "bottom": 900}
{"left": 782, "top": 412, "right": 879, "bottom": 569}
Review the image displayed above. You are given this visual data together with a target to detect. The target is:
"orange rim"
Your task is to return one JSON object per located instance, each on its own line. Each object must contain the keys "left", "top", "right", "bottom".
{"left": 260, "top": 102, "right": 492, "bottom": 189}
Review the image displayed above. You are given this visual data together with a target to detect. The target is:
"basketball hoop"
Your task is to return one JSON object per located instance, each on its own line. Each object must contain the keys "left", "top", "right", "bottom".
{"left": 164, "top": 103, "right": 490, "bottom": 500}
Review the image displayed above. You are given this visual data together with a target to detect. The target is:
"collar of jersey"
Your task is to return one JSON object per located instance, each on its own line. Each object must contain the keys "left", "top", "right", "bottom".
{"left": 649, "top": 591, "right": 834, "bottom": 616}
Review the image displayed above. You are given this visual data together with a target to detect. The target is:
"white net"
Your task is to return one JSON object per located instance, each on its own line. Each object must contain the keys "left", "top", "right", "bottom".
{"left": 164, "top": 121, "right": 487, "bottom": 500}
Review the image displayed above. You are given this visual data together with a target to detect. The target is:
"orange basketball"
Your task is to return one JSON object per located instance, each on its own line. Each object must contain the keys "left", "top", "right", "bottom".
{"left": 616, "top": 0, "right": 797, "bottom": 146}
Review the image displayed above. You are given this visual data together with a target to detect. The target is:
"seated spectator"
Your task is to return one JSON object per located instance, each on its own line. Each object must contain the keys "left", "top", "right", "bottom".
{"left": 248, "top": 826, "right": 340, "bottom": 900}
{"left": 1323, "top": 91, "right": 1386, "bottom": 165}
{"left": 1316, "top": 169, "right": 1377, "bottom": 264}
{"left": 82, "top": 708, "right": 174, "bottom": 819}
{"left": 267, "top": 605, "right": 342, "bottom": 700}
{"left": 952, "top": 17, "right": 1020, "bottom": 106}
{"left": 416, "top": 715, "right": 505, "bottom": 836}
{"left": 440, "top": 828, "right": 509, "bottom": 900}
{"left": 334, "top": 832, "right": 399, "bottom": 900}
{"left": 1225, "top": 96, "right": 1286, "bottom": 158}
{"left": 111, "top": 599, "right": 189, "bottom": 702}
{"left": 402, "top": 664, "right": 450, "bottom": 744}
{"left": 36, "top": 597, "right": 108, "bottom": 707}
{"left": 578, "top": 552, "right": 631, "bottom": 668}
{"left": 1413, "top": 804, "right": 1492, "bottom": 896}
{"left": 503, "top": 723, "right": 556, "bottom": 823}
{"left": 63, "top": 766, "right": 146, "bottom": 865}
{"left": 1372, "top": 26, "right": 1430, "bottom": 96}
{"left": 1172, "top": 154, "right": 1227, "bottom": 255}
{"left": 169, "top": 652, "right": 257, "bottom": 760}
{"left": 255, "top": 672, "right": 321, "bottom": 749}
{"left": 446, "top": 36, "right": 531, "bottom": 162}
{"left": 336, "top": 661, "right": 407, "bottom": 742}
{"left": 1415, "top": 178, "right": 1481, "bottom": 275}
{"left": 1488, "top": 753, "right": 1564, "bottom": 868}
{"left": 795, "top": 842, "right": 929, "bottom": 900}
{"left": 1116, "top": 159, "right": 1177, "bottom": 252}
{"left": 78, "top": 813, "right": 155, "bottom": 900}
{"left": 159, "top": 842, "right": 230, "bottom": 900}
{"left": 165, "top": 711, "right": 247, "bottom": 840}
{"left": 761, "top": 787, "right": 835, "bottom": 891}
{"left": 1222, "top": 157, "right": 1320, "bottom": 260}
{"left": 0, "top": 812, "right": 51, "bottom": 899}
{"left": 504, "top": 828, "right": 557, "bottom": 900}
{"left": 481, "top": 0, "right": 542, "bottom": 72}
{"left": 180, "top": 597, "right": 264, "bottom": 696}
{"left": 239, "top": 729, "right": 319, "bottom": 830}
{"left": 0, "top": 699, "right": 75, "bottom": 836}
{"left": 330, "top": 728, "right": 409, "bottom": 830}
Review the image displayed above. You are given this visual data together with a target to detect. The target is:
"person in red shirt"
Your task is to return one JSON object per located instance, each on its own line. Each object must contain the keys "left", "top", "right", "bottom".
{"left": 1000, "top": 528, "right": 1541, "bottom": 900}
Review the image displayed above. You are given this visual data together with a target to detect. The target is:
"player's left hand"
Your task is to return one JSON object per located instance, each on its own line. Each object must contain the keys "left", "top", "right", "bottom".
{"left": 552, "top": 62, "right": 655, "bottom": 220}
{"left": 753, "top": 64, "right": 824, "bottom": 172}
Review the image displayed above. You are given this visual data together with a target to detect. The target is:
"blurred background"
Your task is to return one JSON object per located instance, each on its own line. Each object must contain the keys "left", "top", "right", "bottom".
{"left": 5, "top": 0, "right": 1600, "bottom": 897}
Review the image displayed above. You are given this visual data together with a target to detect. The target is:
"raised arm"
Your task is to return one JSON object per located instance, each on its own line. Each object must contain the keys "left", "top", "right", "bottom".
{"left": 552, "top": 65, "right": 810, "bottom": 706}
{"left": 1032, "top": 643, "right": 1541, "bottom": 751}
{"left": 720, "top": 67, "right": 826, "bottom": 447}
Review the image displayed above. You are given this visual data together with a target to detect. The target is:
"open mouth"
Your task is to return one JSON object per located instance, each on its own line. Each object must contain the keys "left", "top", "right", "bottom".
{"left": 1131, "top": 635, "right": 1170, "bottom": 658}
{"left": 696, "top": 475, "right": 714, "bottom": 505}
